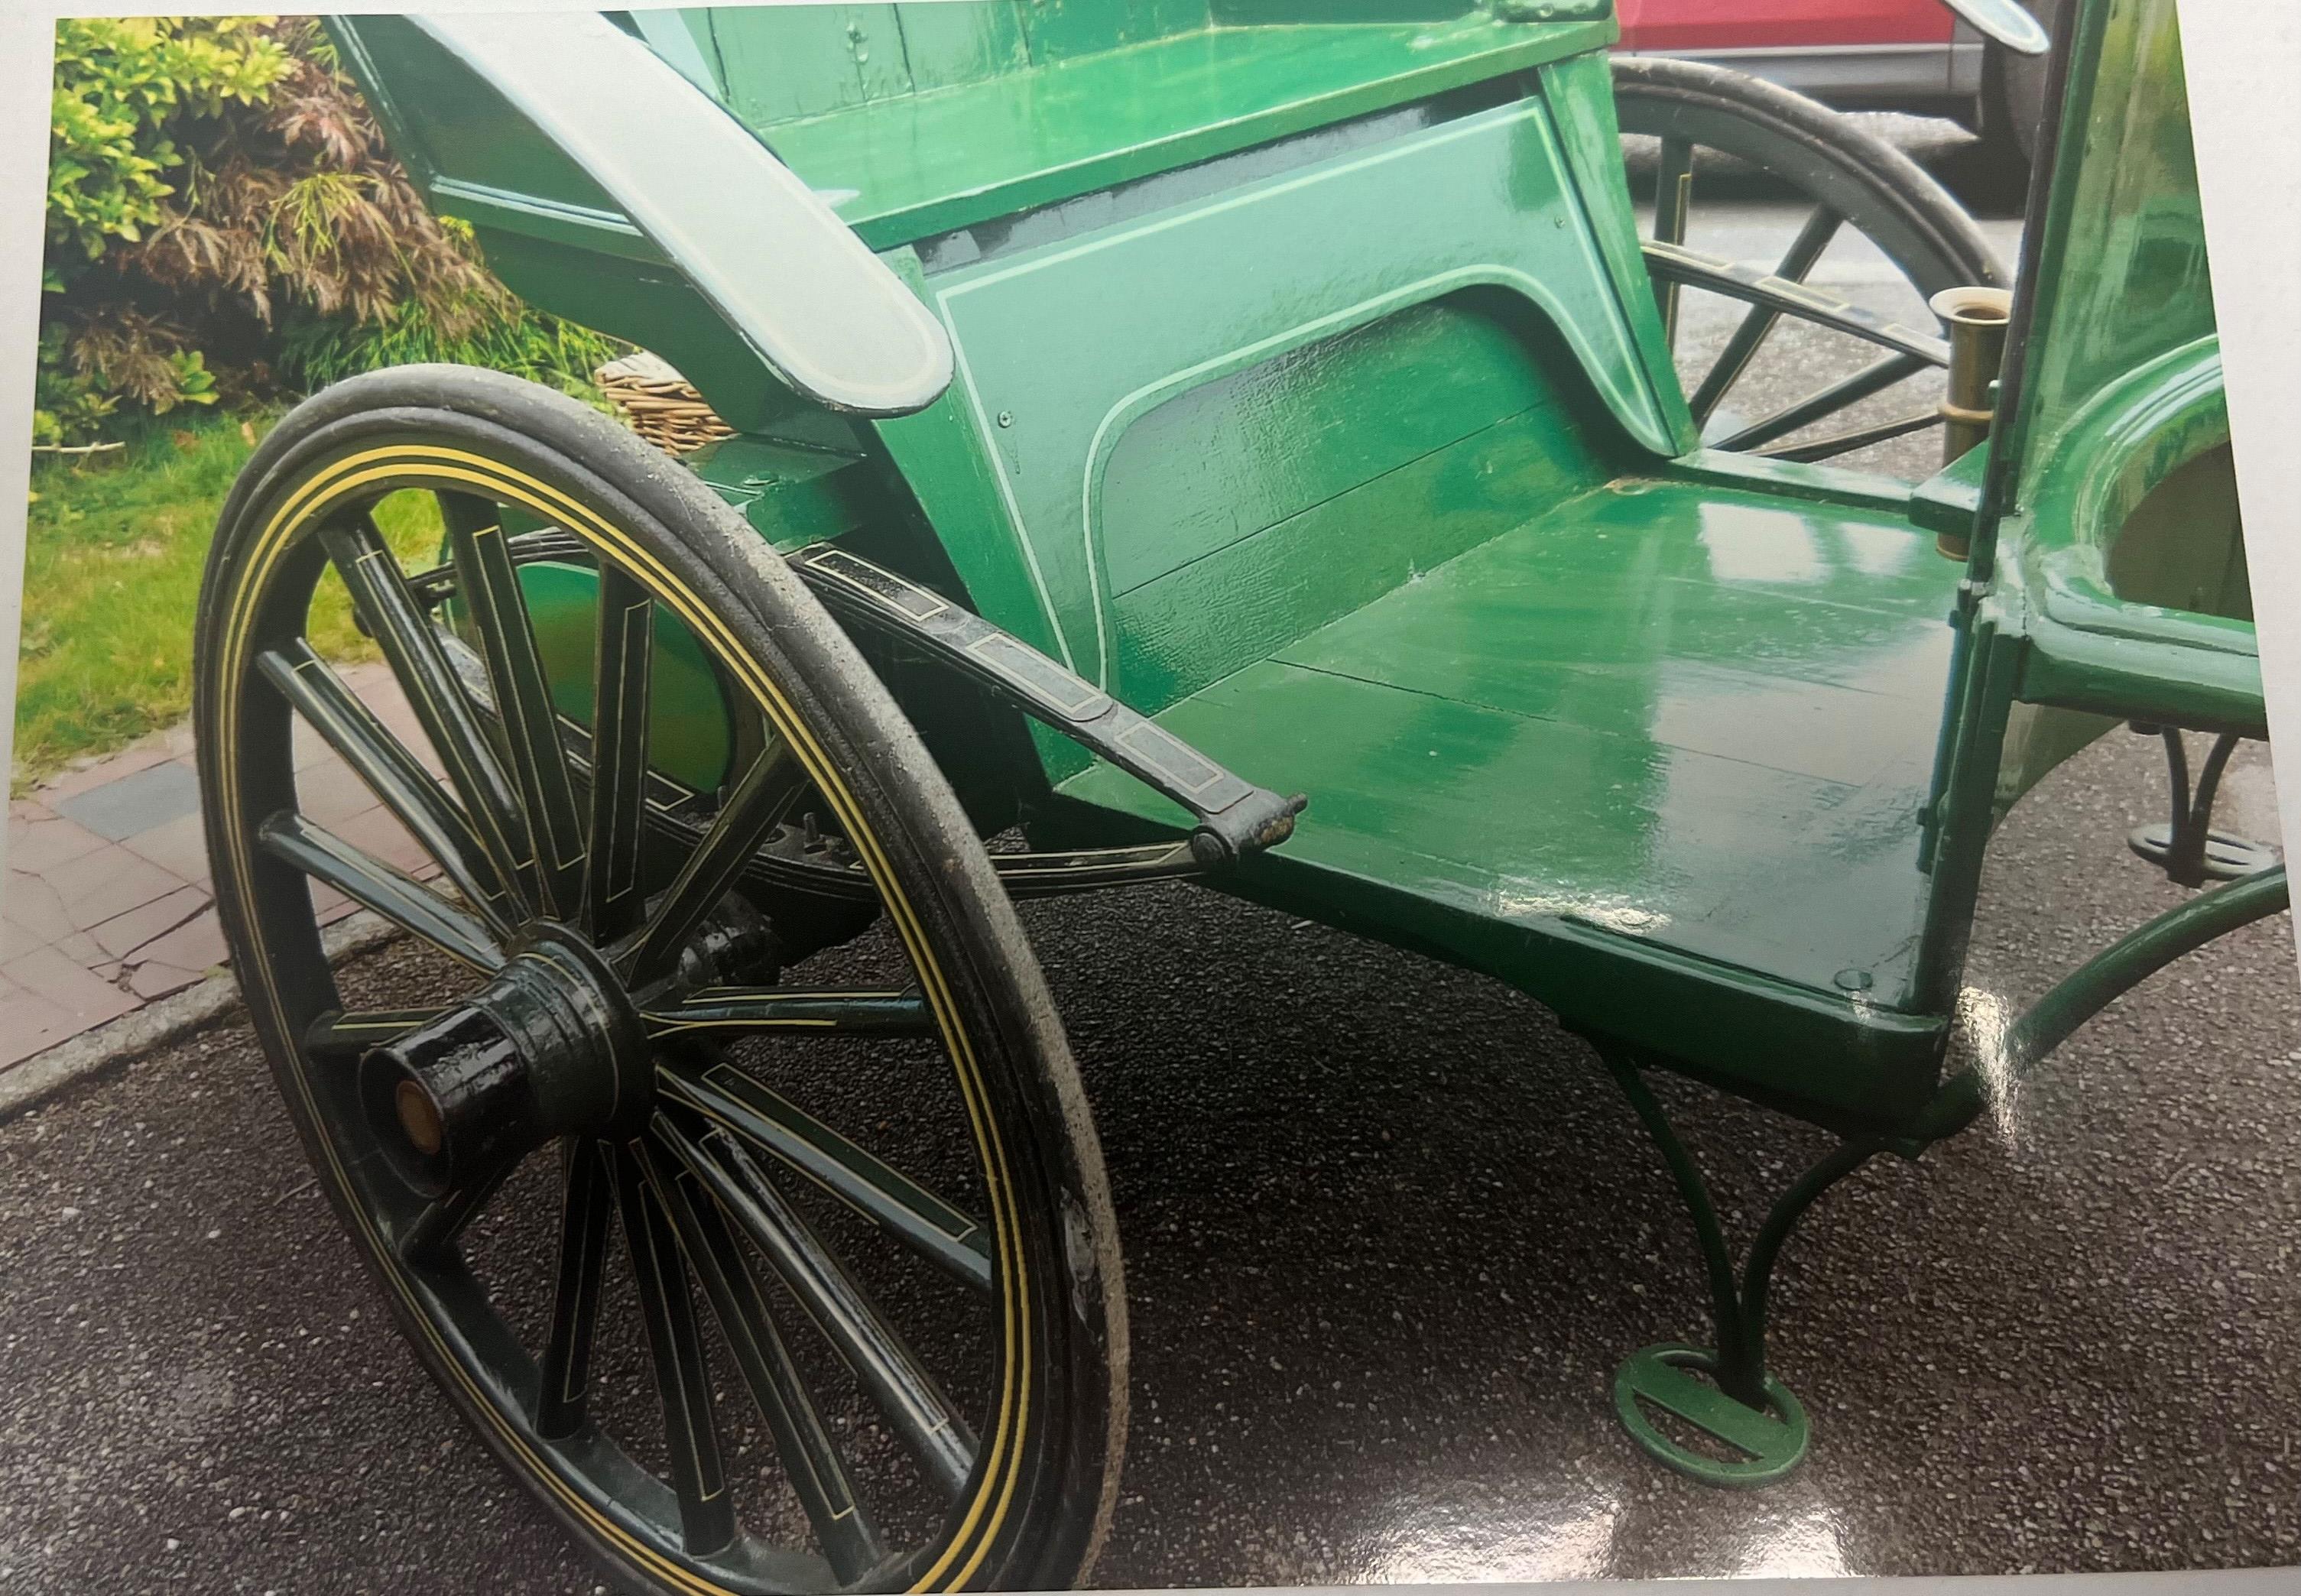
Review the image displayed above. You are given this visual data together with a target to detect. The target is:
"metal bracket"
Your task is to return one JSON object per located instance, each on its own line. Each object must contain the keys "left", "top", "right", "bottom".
{"left": 2127, "top": 724, "right": 2280, "bottom": 887}
{"left": 1907, "top": 861, "right": 2290, "bottom": 1143}
{"left": 1601, "top": 1048, "right": 1884, "bottom": 1485}
{"left": 788, "top": 543, "right": 1306, "bottom": 866}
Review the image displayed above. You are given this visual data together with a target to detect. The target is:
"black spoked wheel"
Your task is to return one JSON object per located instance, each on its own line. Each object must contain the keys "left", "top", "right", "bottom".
{"left": 1614, "top": 57, "right": 2007, "bottom": 470}
{"left": 193, "top": 365, "right": 1126, "bottom": 1594}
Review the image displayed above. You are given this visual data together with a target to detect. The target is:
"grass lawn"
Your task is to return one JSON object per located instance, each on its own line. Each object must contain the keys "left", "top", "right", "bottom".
{"left": 16, "top": 411, "right": 440, "bottom": 792}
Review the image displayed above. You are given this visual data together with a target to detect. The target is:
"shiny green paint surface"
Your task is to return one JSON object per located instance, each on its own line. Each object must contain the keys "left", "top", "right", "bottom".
{"left": 1103, "top": 295, "right": 1616, "bottom": 715}
{"left": 333, "top": 5, "right": 1618, "bottom": 429}
{"left": 1905, "top": 0, "right": 2257, "bottom": 1019}
{"left": 686, "top": 434, "right": 891, "bottom": 552}
{"left": 511, "top": 563, "right": 736, "bottom": 793}
{"left": 1056, "top": 475, "right": 1963, "bottom": 1124}
{"left": 696, "top": 6, "right": 1614, "bottom": 249}
{"left": 877, "top": 95, "right": 1680, "bottom": 695}
{"left": 336, "top": 0, "right": 2260, "bottom": 1132}
{"left": 2001, "top": 0, "right": 2215, "bottom": 516}
{"left": 1962, "top": 1, "right": 2257, "bottom": 766}
{"left": 1989, "top": 336, "right": 2260, "bottom": 737}
{"left": 1536, "top": 50, "right": 1699, "bottom": 456}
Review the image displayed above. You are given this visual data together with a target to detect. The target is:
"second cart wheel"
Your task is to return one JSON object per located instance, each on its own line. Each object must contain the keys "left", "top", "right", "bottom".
{"left": 1614, "top": 57, "right": 2006, "bottom": 469}
{"left": 193, "top": 365, "right": 1126, "bottom": 1593}
{"left": 1981, "top": 0, "right": 2064, "bottom": 183}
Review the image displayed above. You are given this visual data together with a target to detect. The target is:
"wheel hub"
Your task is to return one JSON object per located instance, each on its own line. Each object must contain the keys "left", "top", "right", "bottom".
{"left": 360, "top": 928, "right": 652, "bottom": 1197}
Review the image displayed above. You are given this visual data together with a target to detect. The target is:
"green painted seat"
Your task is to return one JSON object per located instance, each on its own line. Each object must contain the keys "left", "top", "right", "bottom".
{"left": 642, "top": 3, "right": 1618, "bottom": 250}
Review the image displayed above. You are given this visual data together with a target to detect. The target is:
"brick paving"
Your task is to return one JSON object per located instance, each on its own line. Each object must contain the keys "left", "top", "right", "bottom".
{"left": 2, "top": 660, "right": 433, "bottom": 1074}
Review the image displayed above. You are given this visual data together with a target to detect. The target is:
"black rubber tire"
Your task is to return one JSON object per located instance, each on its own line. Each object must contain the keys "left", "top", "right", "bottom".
{"left": 1613, "top": 55, "right": 2007, "bottom": 295}
{"left": 1982, "top": 0, "right": 2064, "bottom": 179}
{"left": 193, "top": 365, "right": 1128, "bottom": 1594}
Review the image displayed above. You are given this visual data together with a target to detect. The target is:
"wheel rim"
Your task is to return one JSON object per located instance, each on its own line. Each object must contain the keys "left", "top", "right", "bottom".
{"left": 200, "top": 439, "right": 1043, "bottom": 1593}
{"left": 1616, "top": 67, "right": 2004, "bottom": 467}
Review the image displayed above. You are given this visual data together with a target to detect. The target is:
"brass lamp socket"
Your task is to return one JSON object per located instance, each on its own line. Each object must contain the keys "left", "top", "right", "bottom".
{"left": 1929, "top": 284, "right": 2014, "bottom": 558}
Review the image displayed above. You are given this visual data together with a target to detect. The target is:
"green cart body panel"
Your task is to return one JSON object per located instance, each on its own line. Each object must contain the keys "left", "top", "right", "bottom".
{"left": 879, "top": 93, "right": 1687, "bottom": 686}
{"left": 1054, "top": 471, "right": 1959, "bottom": 1123}
{"left": 1985, "top": 0, "right": 2249, "bottom": 722}
{"left": 329, "top": 0, "right": 2260, "bottom": 1137}
{"left": 1906, "top": 0, "right": 2260, "bottom": 1039}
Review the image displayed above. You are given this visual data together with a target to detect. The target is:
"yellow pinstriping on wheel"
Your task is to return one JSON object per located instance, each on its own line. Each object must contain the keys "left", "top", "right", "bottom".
{"left": 221, "top": 445, "right": 1027, "bottom": 1593}
{"left": 210, "top": 440, "right": 1037, "bottom": 1594}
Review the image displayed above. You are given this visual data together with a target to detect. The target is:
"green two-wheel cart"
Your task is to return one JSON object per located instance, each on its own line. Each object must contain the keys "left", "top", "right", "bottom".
{"left": 192, "top": 0, "right": 2280, "bottom": 1588}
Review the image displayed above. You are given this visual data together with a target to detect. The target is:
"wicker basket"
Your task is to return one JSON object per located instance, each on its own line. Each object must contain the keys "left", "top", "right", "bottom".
{"left": 595, "top": 351, "right": 735, "bottom": 455}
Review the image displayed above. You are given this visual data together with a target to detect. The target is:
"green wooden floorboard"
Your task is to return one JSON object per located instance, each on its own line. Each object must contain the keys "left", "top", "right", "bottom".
{"left": 1056, "top": 477, "right": 1962, "bottom": 1012}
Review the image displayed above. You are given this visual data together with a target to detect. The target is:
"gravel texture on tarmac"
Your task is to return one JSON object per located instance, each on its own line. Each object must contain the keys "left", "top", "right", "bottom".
{"left": 2, "top": 732, "right": 2293, "bottom": 1592}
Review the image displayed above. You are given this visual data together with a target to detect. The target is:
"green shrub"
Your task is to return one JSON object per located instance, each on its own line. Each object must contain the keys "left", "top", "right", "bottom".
{"left": 31, "top": 326, "right": 117, "bottom": 449}
{"left": 46, "top": 18, "right": 289, "bottom": 270}
{"left": 278, "top": 270, "right": 621, "bottom": 404}
{"left": 40, "top": 16, "right": 615, "bottom": 446}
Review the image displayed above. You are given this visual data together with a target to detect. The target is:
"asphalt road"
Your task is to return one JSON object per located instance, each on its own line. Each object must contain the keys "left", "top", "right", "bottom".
{"left": 5, "top": 129, "right": 2296, "bottom": 1594}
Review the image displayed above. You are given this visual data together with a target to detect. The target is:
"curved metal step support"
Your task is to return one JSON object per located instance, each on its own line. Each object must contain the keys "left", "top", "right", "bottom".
{"left": 1600, "top": 1047, "right": 1887, "bottom": 1487}
{"left": 1606, "top": 861, "right": 2292, "bottom": 1487}
{"left": 1911, "top": 862, "right": 2290, "bottom": 1143}
{"left": 2127, "top": 725, "right": 2280, "bottom": 887}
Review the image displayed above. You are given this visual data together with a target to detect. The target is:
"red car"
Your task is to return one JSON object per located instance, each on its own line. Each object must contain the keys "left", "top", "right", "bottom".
{"left": 1615, "top": 0, "right": 2058, "bottom": 165}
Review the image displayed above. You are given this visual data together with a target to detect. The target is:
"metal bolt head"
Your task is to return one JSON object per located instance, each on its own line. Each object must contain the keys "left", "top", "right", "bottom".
{"left": 995, "top": 410, "right": 1014, "bottom": 428}
{"left": 1833, "top": 968, "right": 1874, "bottom": 993}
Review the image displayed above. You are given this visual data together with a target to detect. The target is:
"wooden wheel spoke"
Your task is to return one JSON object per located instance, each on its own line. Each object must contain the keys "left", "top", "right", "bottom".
{"left": 1709, "top": 349, "right": 1929, "bottom": 453}
{"left": 586, "top": 564, "right": 655, "bottom": 943}
{"left": 303, "top": 1007, "right": 446, "bottom": 1061}
{"left": 1757, "top": 409, "right": 1943, "bottom": 463}
{"left": 208, "top": 378, "right": 1125, "bottom": 1590}
{"left": 638, "top": 1135, "right": 888, "bottom": 1581}
{"left": 626, "top": 743, "right": 804, "bottom": 984}
{"left": 659, "top": 1061, "right": 992, "bottom": 1293}
{"left": 442, "top": 491, "right": 588, "bottom": 921}
{"left": 657, "top": 1116, "right": 978, "bottom": 1500}
{"left": 1650, "top": 135, "right": 1695, "bottom": 347}
{"left": 259, "top": 641, "right": 518, "bottom": 935}
{"left": 1687, "top": 205, "right": 1845, "bottom": 424}
{"left": 321, "top": 512, "right": 537, "bottom": 916}
{"left": 610, "top": 1140, "right": 739, "bottom": 1558}
{"left": 536, "top": 1140, "right": 614, "bottom": 1440}
{"left": 643, "top": 987, "right": 934, "bottom": 1041}
{"left": 258, "top": 811, "right": 501, "bottom": 972}
{"left": 401, "top": 1149, "right": 518, "bottom": 1267}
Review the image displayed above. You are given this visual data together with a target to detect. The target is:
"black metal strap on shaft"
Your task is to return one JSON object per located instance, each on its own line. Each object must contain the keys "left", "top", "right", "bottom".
{"left": 464, "top": 527, "right": 1306, "bottom": 882}
{"left": 788, "top": 542, "right": 1306, "bottom": 864}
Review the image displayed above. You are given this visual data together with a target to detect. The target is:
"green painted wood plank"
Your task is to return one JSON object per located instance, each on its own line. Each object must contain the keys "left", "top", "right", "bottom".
{"left": 1268, "top": 478, "right": 1962, "bottom": 788}
{"left": 1058, "top": 475, "right": 1960, "bottom": 1024}
{"left": 709, "top": 7, "right": 887, "bottom": 122}
{"left": 1019, "top": 0, "right": 1212, "bottom": 63}
{"left": 1112, "top": 409, "right": 1607, "bottom": 710}
{"left": 747, "top": 18, "right": 1615, "bottom": 247}
{"left": 891, "top": 2, "right": 1030, "bottom": 90}
{"left": 1057, "top": 657, "right": 1937, "bottom": 1009}
{"left": 910, "top": 97, "right": 1676, "bottom": 687}
{"left": 1098, "top": 293, "right": 1574, "bottom": 598}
